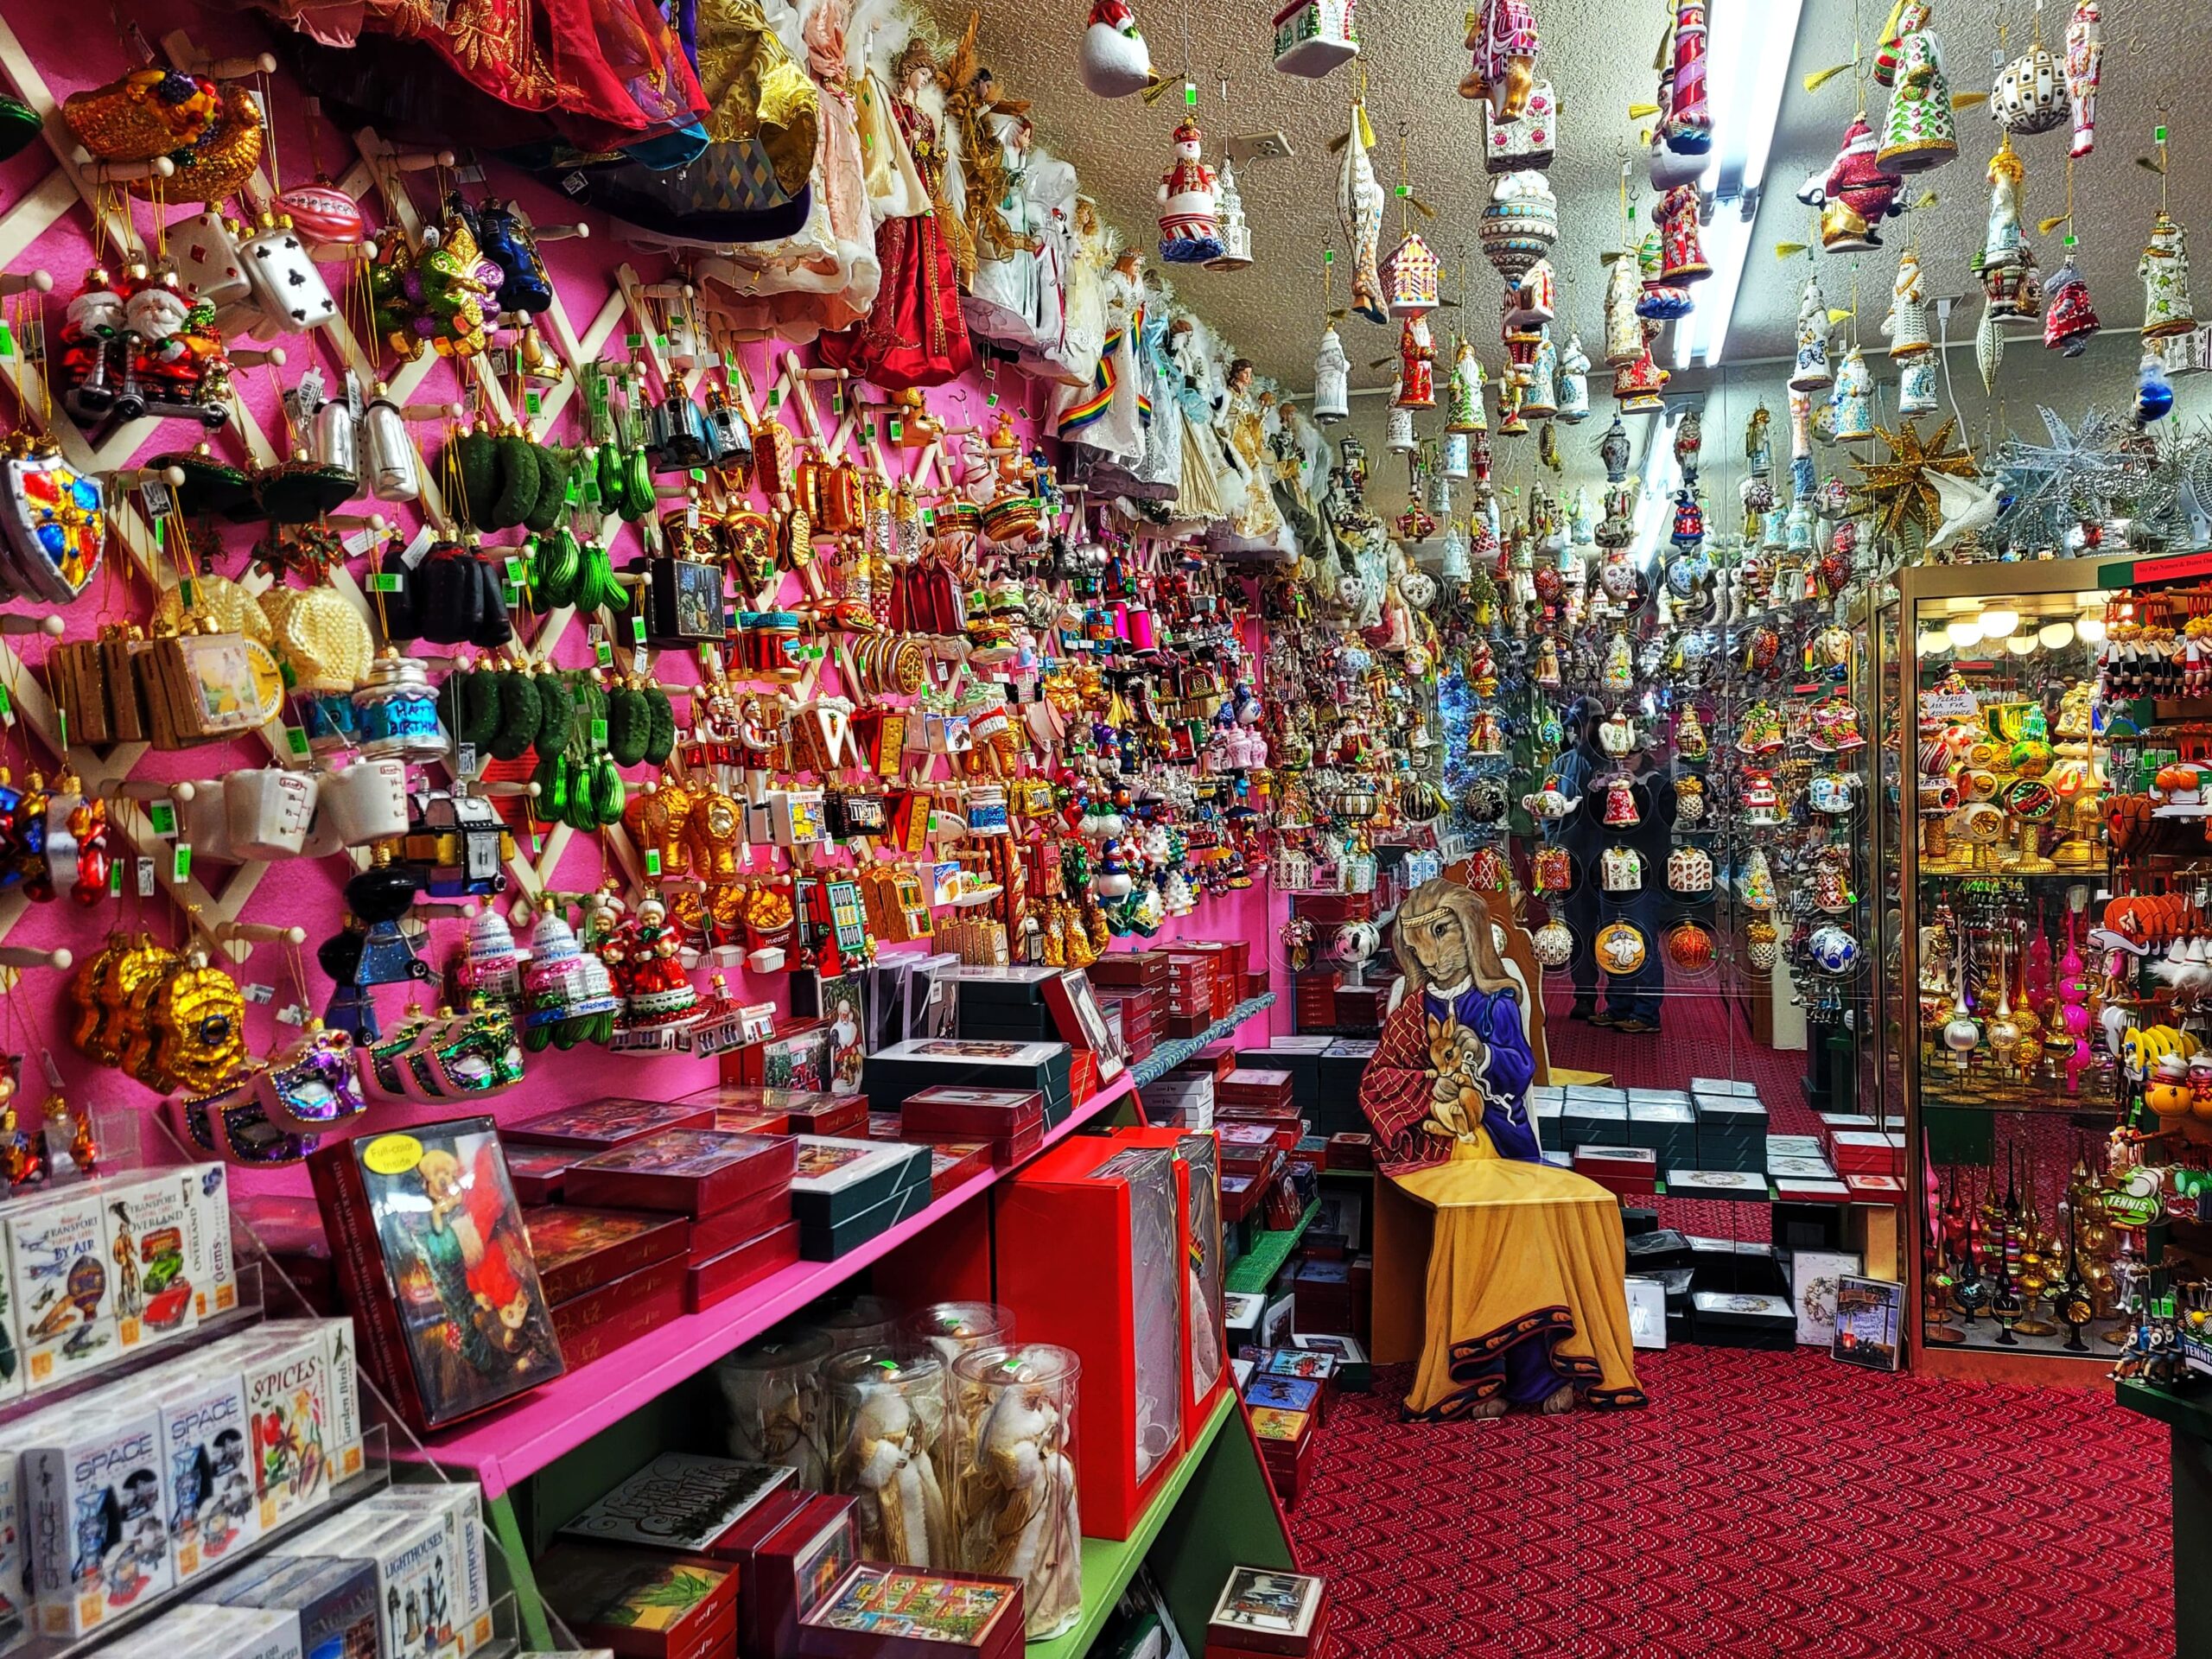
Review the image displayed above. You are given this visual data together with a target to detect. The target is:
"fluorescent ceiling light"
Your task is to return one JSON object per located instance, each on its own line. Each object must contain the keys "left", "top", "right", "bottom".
{"left": 1740, "top": 0, "right": 1805, "bottom": 193}
{"left": 1679, "top": 207, "right": 1752, "bottom": 368}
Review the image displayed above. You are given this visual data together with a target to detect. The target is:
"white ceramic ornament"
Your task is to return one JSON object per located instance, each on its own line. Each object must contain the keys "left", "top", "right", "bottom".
{"left": 1206, "top": 159, "right": 1253, "bottom": 270}
{"left": 1080, "top": 0, "right": 1154, "bottom": 97}
{"left": 1482, "top": 79, "right": 1555, "bottom": 173}
{"left": 1311, "top": 325, "right": 1351, "bottom": 423}
{"left": 241, "top": 215, "right": 339, "bottom": 335}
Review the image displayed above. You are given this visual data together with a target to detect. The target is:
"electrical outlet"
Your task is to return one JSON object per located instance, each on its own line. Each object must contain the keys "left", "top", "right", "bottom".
{"left": 1229, "top": 131, "right": 1295, "bottom": 162}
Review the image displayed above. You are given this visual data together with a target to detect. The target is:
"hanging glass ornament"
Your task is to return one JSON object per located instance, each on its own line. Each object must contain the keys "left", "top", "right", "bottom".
{"left": 2064, "top": 1, "right": 2103, "bottom": 158}
{"left": 2139, "top": 348, "right": 2177, "bottom": 425}
{"left": 1206, "top": 160, "right": 1253, "bottom": 270}
{"left": 1081, "top": 0, "right": 1154, "bottom": 97}
{"left": 1662, "top": 0, "right": 1713, "bottom": 154}
{"left": 1555, "top": 333, "right": 1592, "bottom": 423}
{"left": 1798, "top": 111, "right": 1902, "bottom": 251}
{"left": 1789, "top": 273, "right": 1833, "bottom": 390}
{"left": 1441, "top": 431, "right": 1471, "bottom": 479}
{"left": 1338, "top": 99, "right": 1388, "bottom": 322}
{"left": 1992, "top": 37, "right": 2069, "bottom": 137}
{"left": 1634, "top": 227, "right": 1692, "bottom": 321}
{"left": 2141, "top": 208, "right": 2197, "bottom": 340}
{"left": 1274, "top": 0, "right": 1360, "bottom": 76}
{"left": 1386, "top": 401, "right": 1417, "bottom": 453}
{"left": 2044, "top": 255, "right": 2101, "bottom": 355}
{"left": 1395, "top": 317, "right": 1437, "bottom": 408}
{"left": 1483, "top": 78, "right": 1556, "bottom": 172}
{"left": 1446, "top": 339, "right": 1487, "bottom": 432}
{"left": 1832, "top": 348, "right": 1875, "bottom": 442}
{"left": 1384, "top": 231, "right": 1440, "bottom": 316}
{"left": 1479, "top": 170, "right": 1558, "bottom": 282}
{"left": 1158, "top": 115, "right": 1224, "bottom": 263}
{"left": 1312, "top": 323, "right": 1351, "bottom": 423}
{"left": 1604, "top": 247, "right": 1643, "bottom": 365}
{"left": 1461, "top": 0, "right": 1540, "bottom": 118}
{"left": 1876, "top": 4, "right": 1960, "bottom": 175}
{"left": 1899, "top": 352, "right": 1941, "bottom": 416}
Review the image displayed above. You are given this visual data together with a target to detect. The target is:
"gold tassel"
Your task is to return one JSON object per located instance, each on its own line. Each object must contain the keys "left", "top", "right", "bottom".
{"left": 1802, "top": 61, "right": 1857, "bottom": 92}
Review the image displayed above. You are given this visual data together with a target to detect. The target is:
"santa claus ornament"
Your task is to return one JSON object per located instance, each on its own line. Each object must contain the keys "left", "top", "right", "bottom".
{"left": 1876, "top": 3, "right": 1960, "bottom": 175}
{"left": 1446, "top": 339, "right": 1487, "bottom": 432}
{"left": 1157, "top": 114, "right": 1223, "bottom": 263}
{"left": 1555, "top": 334, "right": 1592, "bottom": 422}
{"left": 1080, "top": 0, "right": 1154, "bottom": 97}
{"left": 1312, "top": 324, "right": 1351, "bottom": 423}
{"left": 1395, "top": 317, "right": 1437, "bottom": 409}
{"left": 1799, "top": 111, "right": 1903, "bottom": 251}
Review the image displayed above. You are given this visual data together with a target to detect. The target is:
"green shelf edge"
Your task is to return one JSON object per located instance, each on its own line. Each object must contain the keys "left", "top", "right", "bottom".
{"left": 1028, "top": 1392, "right": 1239, "bottom": 1659}
{"left": 1227, "top": 1200, "right": 1322, "bottom": 1294}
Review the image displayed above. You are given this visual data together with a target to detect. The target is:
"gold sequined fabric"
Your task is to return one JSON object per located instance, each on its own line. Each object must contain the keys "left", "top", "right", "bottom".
{"left": 695, "top": 0, "right": 820, "bottom": 200}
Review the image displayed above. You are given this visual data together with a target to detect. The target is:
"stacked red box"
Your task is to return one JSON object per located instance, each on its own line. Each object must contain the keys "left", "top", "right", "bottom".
{"left": 1217, "top": 1068, "right": 1295, "bottom": 1116}
{"left": 1220, "top": 1171, "right": 1262, "bottom": 1224}
{"left": 561, "top": 1129, "right": 801, "bottom": 1314}
{"left": 535, "top": 1546, "right": 740, "bottom": 1659}
{"left": 1325, "top": 1133, "right": 1374, "bottom": 1171}
{"left": 1291, "top": 1259, "right": 1353, "bottom": 1332}
{"left": 1293, "top": 970, "right": 1338, "bottom": 1031}
{"left": 899, "top": 1085, "right": 1047, "bottom": 1168}
{"left": 705, "top": 1491, "right": 859, "bottom": 1657}
{"left": 1089, "top": 951, "right": 1173, "bottom": 994}
{"left": 1331, "top": 983, "right": 1389, "bottom": 1031}
{"left": 682, "top": 1084, "right": 870, "bottom": 1141}
{"left": 1202, "top": 1567, "right": 1332, "bottom": 1657}
{"left": 1216, "top": 1122, "right": 1281, "bottom": 1177}
{"left": 1571, "top": 1145, "right": 1659, "bottom": 1198}
{"left": 1173, "top": 940, "right": 1248, "bottom": 1020}
{"left": 1249, "top": 1404, "right": 1319, "bottom": 1509}
{"left": 1097, "top": 988, "right": 1163, "bottom": 1065}
{"left": 1828, "top": 1129, "right": 1904, "bottom": 1178}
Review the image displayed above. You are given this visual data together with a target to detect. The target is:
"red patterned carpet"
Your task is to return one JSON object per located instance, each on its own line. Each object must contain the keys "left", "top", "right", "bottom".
{"left": 1290, "top": 1348, "right": 2171, "bottom": 1658}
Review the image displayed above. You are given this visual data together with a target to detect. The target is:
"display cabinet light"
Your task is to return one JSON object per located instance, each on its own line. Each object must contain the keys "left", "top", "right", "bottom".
{"left": 2005, "top": 635, "right": 2037, "bottom": 655}
{"left": 1944, "top": 619, "right": 1986, "bottom": 650}
{"left": 2075, "top": 612, "right": 2108, "bottom": 644}
{"left": 2037, "top": 620, "right": 2076, "bottom": 650}
{"left": 1977, "top": 607, "right": 2019, "bottom": 639}
{"left": 1915, "top": 629, "right": 1950, "bottom": 658}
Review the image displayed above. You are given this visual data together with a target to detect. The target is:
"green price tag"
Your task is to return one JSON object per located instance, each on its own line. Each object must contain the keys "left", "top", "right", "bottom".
{"left": 505, "top": 556, "right": 526, "bottom": 581}
{"left": 502, "top": 583, "right": 522, "bottom": 607}
{"left": 107, "top": 859, "right": 121, "bottom": 895}
{"left": 831, "top": 389, "right": 844, "bottom": 415}
{"left": 654, "top": 334, "right": 670, "bottom": 353}
{"left": 370, "top": 572, "right": 403, "bottom": 593}
{"left": 0, "top": 685, "right": 14, "bottom": 720}
{"left": 768, "top": 388, "right": 782, "bottom": 408}
{"left": 1183, "top": 80, "right": 1197, "bottom": 106}
{"left": 147, "top": 800, "right": 175, "bottom": 838}
{"left": 284, "top": 727, "right": 309, "bottom": 757}
{"left": 0, "top": 322, "right": 14, "bottom": 359}
{"left": 863, "top": 421, "right": 876, "bottom": 442}
{"left": 153, "top": 518, "right": 166, "bottom": 551}
{"left": 645, "top": 848, "right": 662, "bottom": 876}
{"left": 986, "top": 391, "right": 998, "bottom": 408}
{"left": 524, "top": 391, "right": 542, "bottom": 417}
{"left": 631, "top": 614, "right": 647, "bottom": 644}
{"left": 922, "top": 508, "right": 937, "bottom": 527}
{"left": 172, "top": 844, "right": 192, "bottom": 885}
{"left": 594, "top": 639, "right": 614, "bottom": 667}
{"left": 2158, "top": 124, "right": 2170, "bottom": 143}
{"left": 590, "top": 717, "right": 609, "bottom": 748}
{"left": 626, "top": 332, "right": 645, "bottom": 348}
{"left": 178, "top": 577, "right": 194, "bottom": 609}
{"left": 889, "top": 419, "right": 903, "bottom": 442}
{"left": 277, "top": 658, "right": 296, "bottom": 690}
{"left": 689, "top": 467, "right": 708, "bottom": 482}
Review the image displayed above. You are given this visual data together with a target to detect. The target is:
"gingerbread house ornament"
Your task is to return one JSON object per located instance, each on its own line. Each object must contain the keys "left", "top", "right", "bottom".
{"left": 1274, "top": 0, "right": 1359, "bottom": 76}
{"left": 1207, "top": 160, "right": 1253, "bottom": 270}
{"left": 1157, "top": 116, "right": 1223, "bottom": 263}
{"left": 1384, "top": 231, "right": 1440, "bottom": 316}
{"left": 1312, "top": 324, "right": 1351, "bottom": 422}
{"left": 1483, "top": 78, "right": 1556, "bottom": 173}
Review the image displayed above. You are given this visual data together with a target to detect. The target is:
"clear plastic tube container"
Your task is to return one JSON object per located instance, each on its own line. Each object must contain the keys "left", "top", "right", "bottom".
{"left": 824, "top": 1345, "right": 954, "bottom": 1569}
{"left": 950, "top": 1343, "right": 1084, "bottom": 1640}
{"left": 714, "top": 1331, "right": 834, "bottom": 1491}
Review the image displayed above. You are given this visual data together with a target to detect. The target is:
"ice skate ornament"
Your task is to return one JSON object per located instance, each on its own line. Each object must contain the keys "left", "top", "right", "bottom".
{"left": 1799, "top": 111, "right": 1903, "bottom": 251}
{"left": 2063, "top": 1, "right": 2102, "bottom": 158}
{"left": 1460, "top": 0, "right": 1539, "bottom": 120}
{"left": 1079, "top": 0, "right": 1154, "bottom": 98}
{"left": 1157, "top": 116, "right": 1223, "bottom": 264}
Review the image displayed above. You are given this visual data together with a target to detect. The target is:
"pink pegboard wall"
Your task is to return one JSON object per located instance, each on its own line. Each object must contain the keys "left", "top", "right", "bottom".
{"left": 0, "top": 3, "right": 1288, "bottom": 1191}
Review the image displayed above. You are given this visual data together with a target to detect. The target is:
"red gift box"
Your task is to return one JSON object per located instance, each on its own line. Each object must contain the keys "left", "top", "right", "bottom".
{"left": 551, "top": 1254, "right": 688, "bottom": 1365}
{"left": 925, "top": 1140, "right": 994, "bottom": 1198}
{"left": 505, "top": 1143, "right": 578, "bottom": 1205}
{"left": 724, "top": 1493, "right": 858, "bottom": 1659}
{"left": 686, "top": 1219, "right": 802, "bottom": 1313}
{"left": 1324, "top": 1133, "right": 1373, "bottom": 1171}
{"left": 534, "top": 1545, "right": 738, "bottom": 1659}
{"left": 507, "top": 1096, "right": 719, "bottom": 1152}
{"left": 997, "top": 1133, "right": 1191, "bottom": 1539}
{"left": 1111, "top": 1127, "right": 1232, "bottom": 1452}
{"left": 524, "top": 1205, "right": 690, "bottom": 1302}
{"left": 715, "top": 1108, "right": 795, "bottom": 1138}
{"left": 564, "top": 1130, "right": 798, "bottom": 1218}
{"left": 798, "top": 1564, "right": 1024, "bottom": 1659}
{"left": 901, "top": 1085, "right": 1046, "bottom": 1139}
{"left": 690, "top": 1181, "right": 799, "bottom": 1260}
{"left": 1089, "top": 950, "right": 1173, "bottom": 991}
{"left": 1204, "top": 1579, "right": 1331, "bottom": 1658}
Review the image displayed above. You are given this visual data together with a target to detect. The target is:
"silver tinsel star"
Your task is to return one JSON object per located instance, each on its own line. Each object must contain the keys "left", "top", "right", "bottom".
{"left": 2135, "top": 422, "right": 2212, "bottom": 550}
{"left": 1995, "top": 405, "right": 2146, "bottom": 548}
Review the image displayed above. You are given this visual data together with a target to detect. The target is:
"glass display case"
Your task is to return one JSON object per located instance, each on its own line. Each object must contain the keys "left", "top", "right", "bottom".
{"left": 1897, "top": 557, "right": 2125, "bottom": 1371}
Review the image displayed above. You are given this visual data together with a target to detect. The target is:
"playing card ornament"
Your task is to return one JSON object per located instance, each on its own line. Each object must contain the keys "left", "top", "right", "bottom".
{"left": 1274, "top": 0, "right": 1360, "bottom": 77}
{"left": 1798, "top": 112, "right": 1903, "bottom": 251}
{"left": 1312, "top": 325, "right": 1351, "bottom": 423}
{"left": 1461, "top": 0, "right": 1539, "bottom": 119}
{"left": 1556, "top": 334, "right": 1591, "bottom": 423}
{"left": 1157, "top": 116, "right": 1223, "bottom": 264}
{"left": 1208, "top": 160, "right": 1253, "bottom": 270}
{"left": 238, "top": 213, "right": 340, "bottom": 336}
{"left": 1479, "top": 169, "right": 1557, "bottom": 282}
{"left": 1483, "top": 79, "right": 1555, "bottom": 172}
{"left": 2064, "top": 1, "right": 2102, "bottom": 158}
{"left": 1991, "top": 39, "right": 2069, "bottom": 137}
{"left": 1789, "top": 275, "right": 1834, "bottom": 391}
{"left": 1080, "top": 0, "right": 1154, "bottom": 97}
{"left": 1662, "top": 0, "right": 1713, "bottom": 154}
{"left": 1876, "top": 5, "right": 1960, "bottom": 175}
{"left": 1338, "top": 101, "right": 1388, "bottom": 323}
{"left": 2140, "top": 210, "right": 2196, "bottom": 340}
{"left": 2044, "top": 255, "right": 2101, "bottom": 356}
{"left": 175, "top": 212, "right": 251, "bottom": 312}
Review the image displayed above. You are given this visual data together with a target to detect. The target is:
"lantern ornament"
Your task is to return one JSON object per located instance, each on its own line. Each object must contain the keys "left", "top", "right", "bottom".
{"left": 1384, "top": 231, "right": 1440, "bottom": 315}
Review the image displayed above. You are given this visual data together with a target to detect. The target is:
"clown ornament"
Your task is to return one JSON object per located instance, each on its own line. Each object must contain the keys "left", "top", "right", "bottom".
{"left": 1157, "top": 117, "right": 1223, "bottom": 263}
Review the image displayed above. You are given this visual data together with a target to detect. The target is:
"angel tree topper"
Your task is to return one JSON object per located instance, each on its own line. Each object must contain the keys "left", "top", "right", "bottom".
{"left": 1157, "top": 116, "right": 1223, "bottom": 264}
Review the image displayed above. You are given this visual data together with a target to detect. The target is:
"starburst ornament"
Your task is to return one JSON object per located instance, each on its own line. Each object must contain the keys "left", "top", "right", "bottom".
{"left": 1849, "top": 416, "right": 1980, "bottom": 545}
{"left": 1995, "top": 404, "right": 2142, "bottom": 546}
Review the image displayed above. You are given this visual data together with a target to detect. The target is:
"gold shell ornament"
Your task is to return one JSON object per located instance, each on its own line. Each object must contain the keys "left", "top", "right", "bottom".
{"left": 259, "top": 584, "right": 376, "bottom": 694}
{"left": 157, "top": 574, "right": 273, "bottom": 644}
{"left": 130, "top": 949, "right": 248, "bottom": 1096}
{"left": 69, "top": 933, "right": 176, "bottom": 1066}
{"left": 61, "top": 68, "right": 218, "bottom": 162}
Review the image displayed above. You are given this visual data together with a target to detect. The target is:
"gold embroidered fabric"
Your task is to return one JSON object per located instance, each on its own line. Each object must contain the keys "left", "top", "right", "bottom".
{"left": 695, "top": 0, "right": 820, "bottom": 199}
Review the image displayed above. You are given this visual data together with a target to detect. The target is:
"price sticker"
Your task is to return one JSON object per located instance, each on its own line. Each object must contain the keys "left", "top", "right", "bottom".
{"left": 594, "top": 639, "right": 615, "bottom": 668}
{"left": 645, "top": 849, "right": 663, "bottom": 876}
{"left": 632, "top": 646, "right": 650, "bottom": 677}
{"left": 590, "top": 717, "right": 609, "bottom": 747}
{"left": 172, "top": 845, "right": 192, "bottom": 885}
{"left": 369, "top": 571, "right": 404, "bottom": 593}
{"left": 285, "top": 727, "right": 310, "bottom": 757}
{"left": 244, "top": 982, "right": 276, "bottom": 1006}
{"left": 457, "top": 743, "right": 478, "bottom": 778}
{"left": 146, "top": 800, "right": 176, "bottom": 839}
{"left": 631, "top": 613, "right": 647, "bottom": 644}
{"left": 137, "top": 857, "right": 155, "bottom": 898}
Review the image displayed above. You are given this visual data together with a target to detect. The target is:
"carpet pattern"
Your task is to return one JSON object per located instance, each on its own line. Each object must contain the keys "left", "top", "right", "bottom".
{"left": 1290, "top": 1349, "right": 2172, "bottom": 1657}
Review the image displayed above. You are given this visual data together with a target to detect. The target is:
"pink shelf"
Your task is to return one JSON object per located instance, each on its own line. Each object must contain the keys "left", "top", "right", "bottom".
{"left": 401, "top": 1069, "right": 1142, "bottom": 1497}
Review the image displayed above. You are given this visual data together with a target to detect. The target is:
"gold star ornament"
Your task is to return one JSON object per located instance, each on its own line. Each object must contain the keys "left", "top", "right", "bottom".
{"left": 1849, "top": 417, "right": 1980, "bottom": 545}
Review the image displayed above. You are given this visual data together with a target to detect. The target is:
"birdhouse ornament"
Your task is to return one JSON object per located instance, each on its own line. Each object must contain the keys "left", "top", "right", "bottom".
{"left": 1461, "top": 0, "right": 1540, "bottom": 118}
{"left": 1800, "top": 112, "right": 1903, "bottom": 251}
{"left": 1446, "top": 339, "right": 1488, "bottom": 431}
{"left": 1662, "top": 0, "right": 1713, "bottom": 155}
{"left": 2140, "top": 210, "right": 2196, "bottom": 340}
{"left": 1312, "top": 325, "right": 1351, "bottom": 423}
{"left": 1208, "top": 160, "right": 1253, "bottom": 270}
{"left": 1158, "top": 116, "right": 1224, "bottom": 263}
{"left": 1876, "top": 5, "right": 1960, "bottom": 175}
{"left": 1274, "top": 0, "right": 1360, "bottom": 77}
{"left": 1385, "top": 232, "right": 1440, "bottom": 315}
{"left": 2064, "top": 1, "right": 2102, "bottom": 157}
{"left": 1081, "top": 0, "right": 1154, "bottom": 97}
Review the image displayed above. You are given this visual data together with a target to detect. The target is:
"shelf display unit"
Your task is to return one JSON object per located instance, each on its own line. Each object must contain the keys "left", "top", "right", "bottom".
{"left": 1897, "top": 557, "right": 2128, "bottom": 1375}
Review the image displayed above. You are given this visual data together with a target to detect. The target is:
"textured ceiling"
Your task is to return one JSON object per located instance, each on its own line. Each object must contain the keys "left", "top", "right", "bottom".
{"left": 923, "top": 0, "right": 2212, "bottom": 401}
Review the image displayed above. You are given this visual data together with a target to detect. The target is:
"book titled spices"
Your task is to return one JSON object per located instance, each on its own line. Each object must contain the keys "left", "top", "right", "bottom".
{"left": 558, "top": 1453, "right": 798, "bottom": 1551}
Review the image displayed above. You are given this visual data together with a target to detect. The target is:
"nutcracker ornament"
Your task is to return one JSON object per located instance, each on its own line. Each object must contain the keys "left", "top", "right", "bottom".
{"left": 1080, "top": 0, "right": 1154, "bottom": 98}
{"left": 1157, "top": 115, "right": 1223, "bottom": 264}
{"left": 1877, "top": 4, "right": 1961, "bottom": 175}
{"left": 1662, "top": 0, "right": 1713, "bottom": 155}
{"left": 2064, "top": 1, "right": 2102, "bottom": 158}
{"left": 1461, "top": 0, "right": 1540, "bottom": 119}
{"left": 1800, "top": 112, "right": 1904, "bottom": 251}
{"left": 2045, "top": 255, "right": 2101, "bottom": 355}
